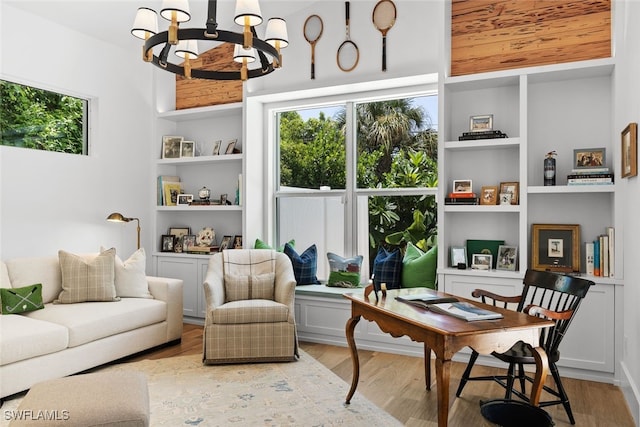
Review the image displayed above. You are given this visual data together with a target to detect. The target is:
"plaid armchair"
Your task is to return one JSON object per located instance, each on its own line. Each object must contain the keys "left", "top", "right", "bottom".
{"left": 202, "top": 249, "right": 298, "bottom": 364}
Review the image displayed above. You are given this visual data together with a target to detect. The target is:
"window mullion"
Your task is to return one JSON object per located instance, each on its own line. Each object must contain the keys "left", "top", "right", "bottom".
{"left": 344, "top": 101, "right": 357, "bottom": 255}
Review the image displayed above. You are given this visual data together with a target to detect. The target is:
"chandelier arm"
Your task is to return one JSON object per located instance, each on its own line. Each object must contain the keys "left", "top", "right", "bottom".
{"left": 143, "top": 28, "right": 280, "bottom": 80}
{"left": 251, "top": 26, "right": 271, "bottom": 72}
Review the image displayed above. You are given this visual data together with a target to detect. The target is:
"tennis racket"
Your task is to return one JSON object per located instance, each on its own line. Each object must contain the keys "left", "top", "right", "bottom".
{"left": 304, "top": 15, "right": 324, "bottom": 80}
{"left": 372, "top": 0, "right": 396, "bottom": 71}
{"left": 337, "top": 1, "right": 359, "bottom": 72}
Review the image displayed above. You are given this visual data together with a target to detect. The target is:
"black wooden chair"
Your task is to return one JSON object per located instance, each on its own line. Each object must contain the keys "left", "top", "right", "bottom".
{"left": 455, "top": 269, "right": 594, "bottom": 425}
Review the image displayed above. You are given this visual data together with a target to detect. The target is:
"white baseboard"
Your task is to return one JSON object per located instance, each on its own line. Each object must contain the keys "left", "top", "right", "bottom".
{"left": 620, "top": 360, "right": 640, "bottom": 427}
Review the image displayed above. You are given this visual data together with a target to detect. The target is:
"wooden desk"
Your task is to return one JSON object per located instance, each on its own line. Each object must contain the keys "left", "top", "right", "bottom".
{"left": 343, "top": 286, "right": 554, "bottom": 427}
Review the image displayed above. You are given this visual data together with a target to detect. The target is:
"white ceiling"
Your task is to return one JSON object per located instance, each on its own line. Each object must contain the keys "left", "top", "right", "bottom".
{"left": 5, "top": 0, "right": 313, "bottom": 51}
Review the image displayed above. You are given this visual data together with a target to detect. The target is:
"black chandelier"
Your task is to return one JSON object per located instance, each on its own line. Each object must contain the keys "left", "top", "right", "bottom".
{"left": 131, "top": 0, "right": 288, "bottom": 81}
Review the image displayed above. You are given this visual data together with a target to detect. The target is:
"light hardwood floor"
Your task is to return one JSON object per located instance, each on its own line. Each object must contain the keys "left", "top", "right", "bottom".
{"left": 127, "top": 324, "right": 634, "bottom": 426}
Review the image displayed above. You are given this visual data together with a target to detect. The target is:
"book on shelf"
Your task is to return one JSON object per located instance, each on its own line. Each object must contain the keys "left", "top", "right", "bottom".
{"left": 396, "top": 292, "right": 460, "bottom": 309}
{"left": 585, "top": 241, "right": 595, "bottom": 276}
{"left": 445, "top": 197, "right": 479, "bottom": 205}
{"left": 186, "top": 245, "right": 219, "bottom": 254}
{"left": 428, "top": 302, "right": 503, "bottom": 321}
{"left": 567, "top": 172, "right": 614, "bottom": 185}
{"left": 606, "top": 226, "right": 615, "bottom": 277}
{"left": 567, "top": 173, "right": 613, "bottom": 179}
{"left": 600, "top": 234, "right": 609, "bottom": 277}
{"left": 567, "top": 180, "right": 613, "bottom": 185}
{"left": 447, "top": 192, "right": 477, "bottom": 198}
{"left": 458, "top": 130, "right": 508, "bottom": 141}
{"left": 593, "top": 238, "right": 601, "bottom": 276}
{"left": 157, "top": 175, "right": 180, "bottom": 205}
{"left": 570, "top": 167, "right": 610, "bottom": 174}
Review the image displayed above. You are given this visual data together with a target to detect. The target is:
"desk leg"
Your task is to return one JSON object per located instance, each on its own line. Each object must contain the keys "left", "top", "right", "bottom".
{"left": 530, "top": 346, "right": 549, "bottom": 406}
{"left": 435, "top": 357, "right": 451, "bottom": 427}
{"left": 424, "top": 344, "right": 432, "bottom": 390}
{"left": 345, "top": 315, "right": 361, "bottom": 404}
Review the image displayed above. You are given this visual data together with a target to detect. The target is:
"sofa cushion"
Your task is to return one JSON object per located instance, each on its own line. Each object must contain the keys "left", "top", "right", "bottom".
{"left": 224, "top": 273, "right": 275, "bottom": 302}
{"left": 5, "top": 256, "right": 62, "bottom": 304}
{"left": 56, "top": 248, "right": 118, "bottom": 304}
{"left": 0, "top": 314, "right": 68, "bottom": 365}
{"left": 327, "top": 253, "right": 363, "bottom": 288}
{"left": 0, "top": 284, "right": 44, "bottom": 314}
{"left": 103, "top": 247, "right": 153, "bottom": 299}
{"left": 402, "top": 243, "right": 437, "bottom": 289}
{"left": 24, "top": 298, "right": 166, "bottom": 348}
{"left": 253, "top": 238, "right": 295, "bottom": 252}
{"left": 283, "top": 243, "right": 320, "bottom": 285}
{"left": 211, "top": 299, "right": 289, "bottom": 324}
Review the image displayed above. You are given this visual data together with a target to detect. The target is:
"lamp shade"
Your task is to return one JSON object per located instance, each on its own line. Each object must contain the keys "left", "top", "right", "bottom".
{"left": 265, "top": 18, "right": 288, "bottom": 48}
{"left": 234, "top": 0, "right": 263, "bottom": 26}
{"left": 131, "top": 7, "right": 158, "bottom": 40}
{"left": 233, "top": 44, "right": 256, "bottom": 63}
{"left": 160, "top": 0, "right": 191, "bottom": 22}
{"left": 175, "top": 39, "right": 199, "bottom": 58}
{"left": 107, "top": 212, "right": 129, "bottom": 223}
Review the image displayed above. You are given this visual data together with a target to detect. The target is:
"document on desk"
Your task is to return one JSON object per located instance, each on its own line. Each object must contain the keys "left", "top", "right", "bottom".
{"left": 428, "top": 301, "right": 503, "bottom": 321}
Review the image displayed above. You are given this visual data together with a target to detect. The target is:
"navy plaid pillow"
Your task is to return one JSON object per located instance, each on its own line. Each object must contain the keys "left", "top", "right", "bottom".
{"left": 373, "top": 247, "right": 402, "bottom": 289}
{"left": 284, "top": 243, "right": 320, "bottom": 285}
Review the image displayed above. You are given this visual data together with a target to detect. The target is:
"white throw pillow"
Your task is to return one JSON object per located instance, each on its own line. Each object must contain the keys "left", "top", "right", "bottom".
{"left": 102, "top": 247, "right": 152, "bottom": 299}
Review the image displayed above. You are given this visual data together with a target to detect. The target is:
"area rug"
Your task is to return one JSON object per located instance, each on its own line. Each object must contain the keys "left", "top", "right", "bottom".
{"left": 1, "top": 350, "right": 401, "bottom": 426}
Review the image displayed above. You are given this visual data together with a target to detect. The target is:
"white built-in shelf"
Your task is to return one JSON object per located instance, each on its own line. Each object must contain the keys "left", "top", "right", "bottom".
{"left": 443, "top": 204, "right": 522, "bottom": 213}
{"left": 157, "top": 102, "right": 243, "bottom": 122}
{"left": 156, "top": 205, "right": 242, "bottom": 212}
{"left": 444, "top": 137, "right": 520, "bottom": 151}
{"left": 157, "top": 153, "right": 243, "bottom": 166}
{"left": 528, "top": 185, "right": 615, "bottom": 194}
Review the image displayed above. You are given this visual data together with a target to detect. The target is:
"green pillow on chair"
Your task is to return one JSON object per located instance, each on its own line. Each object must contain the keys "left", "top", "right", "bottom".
{"left": 254, "top": 238, "right": 295, "bottom": 252}
{"left": 402, "top": 243, "right": 437, "bottom": 289}
{"left": 1, "top": 284, "right": 44, "bottom": 314}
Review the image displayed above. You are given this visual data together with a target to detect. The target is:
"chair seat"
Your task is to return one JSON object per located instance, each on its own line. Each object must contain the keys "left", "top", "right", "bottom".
{"left": 480, "top": 399, "right": 554, "bottom": 427}
{"left": 493, "top": 340, "right": 560, "bottom": 364}
{"left": 211, "top": 299, "right": 290, "bottom": 324}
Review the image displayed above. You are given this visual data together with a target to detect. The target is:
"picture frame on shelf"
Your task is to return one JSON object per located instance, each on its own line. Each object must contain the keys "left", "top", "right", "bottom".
{"left": 169, "top": 227, "right": 191, "bottom": 238}
{"left": 225, "top": 139, "right": 237, "bottom": 154}
{"left": 496, "top": 245, "right": 518, "bottom": 271}
{"left": 453, "top": 179, "right": 472, "bottom": 193}
{"left": 176, "top": 194, "right": 193, "bottom": 206}
{"left": 180, "top": 140, "right": 195, "bottom": 158}
{"left": 531, "top": 224, "right": 580, "bottom": 273}
{"left": 621, "top": 122, "right": 637, "bottom": 178}
{"left": 233, "top": 235, "right": 243, "bottom": 249}
{"left": 471, "top": 253, "right": 492, "bottom": 270}
{"left": 212, "top": 140, "right": 222, "bottom": 155}
{"left": 219, "top": 235, "right": 233, "bottom": 251}
{"left": 450, "top": 246, "right": 467, "bottom": 268}
{"left": 163, "top": 182, "right": 182, "bottom": 206}
{"left": 161, "top": 136, "right": 182, "bottom": 159}
{"left": 480, "top": 186, "right": 498, "bottom": 205}
{"left": 182, "top": 234, "right": 197, "bottom": 251}
{"left": 573, "top": 147, "right": 606, "bottom": 169}
{"left": 499, "top": 181, "right": 519, "bottom": 205}
{"left": 161, "top": 234, "right": 176, "bottom": 252}
{"left": 469, "top": 114, "right": 493, "bottom": 132}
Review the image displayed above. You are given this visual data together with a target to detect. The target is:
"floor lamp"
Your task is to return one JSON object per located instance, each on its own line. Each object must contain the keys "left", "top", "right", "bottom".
{"left": 106, "top": 212, "right": 141, "bottom": 249}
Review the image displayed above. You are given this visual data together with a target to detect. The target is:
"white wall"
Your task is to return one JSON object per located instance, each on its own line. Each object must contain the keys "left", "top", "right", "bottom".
{"left": 0, "top": 4, "right": 155, "bottom": 263}
{"left": 615, "top": 0, "right": 640, "bottom": 423}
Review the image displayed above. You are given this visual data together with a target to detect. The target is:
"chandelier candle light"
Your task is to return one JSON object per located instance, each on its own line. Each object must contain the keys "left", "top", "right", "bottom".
{"left": 131, "top": 0, "right": 288, "bottom": 81}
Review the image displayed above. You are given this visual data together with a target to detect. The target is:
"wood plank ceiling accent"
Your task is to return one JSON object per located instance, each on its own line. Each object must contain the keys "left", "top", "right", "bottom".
{"left": 176, "top": 42, "right": 243, "bottom": 110}
{"left": 450, "top": 0, "right": 611, "bottom": 77}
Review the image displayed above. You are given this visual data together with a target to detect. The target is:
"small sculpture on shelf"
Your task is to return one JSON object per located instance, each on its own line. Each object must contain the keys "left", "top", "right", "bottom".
{"left": 544, "top": 151, "right": 557, "bottom": 186}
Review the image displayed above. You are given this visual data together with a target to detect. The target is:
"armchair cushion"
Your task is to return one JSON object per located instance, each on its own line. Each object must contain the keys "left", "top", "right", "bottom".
{"left": 224, "top": 272, "right": 275, "bottom": 302}
{"left": 212, "top": 299, "right": 289, "bottom": 324}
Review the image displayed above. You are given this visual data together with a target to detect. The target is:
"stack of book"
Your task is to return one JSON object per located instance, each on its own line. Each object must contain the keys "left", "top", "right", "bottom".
{"left": 444, "top": 192, "right": 479, "bottom": 205}
{"left": 185, "top": 245, "right": 219, "bottom": 254}
{"left": 586, "top": 226, "right": 615, "bottom": 277}
{"left": 458, "top": 130, "right": 508, "bottom": 141}
{"left": 567, "top": 167, "right": 613, "bottom": 185}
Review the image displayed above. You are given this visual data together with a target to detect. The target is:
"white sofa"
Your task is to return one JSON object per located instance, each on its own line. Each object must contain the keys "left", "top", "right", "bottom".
{"left": 0, "top": 252, "right": 183, "bottom": 400}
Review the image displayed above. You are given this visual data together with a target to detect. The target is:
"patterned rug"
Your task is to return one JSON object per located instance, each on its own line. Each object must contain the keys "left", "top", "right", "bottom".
{"left": 1, "top": 350, "right": 401, "bottom": 426}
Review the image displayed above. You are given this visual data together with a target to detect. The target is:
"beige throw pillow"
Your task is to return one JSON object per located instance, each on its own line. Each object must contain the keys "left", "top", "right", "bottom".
{"left": 101, "top": 247, "right": 152, "bottom": 299}
{"left": 224, "top": 272, "right": 275, "bottom": 302}
{"left": 56, "top": 248, "right": 119, "bottom": 303}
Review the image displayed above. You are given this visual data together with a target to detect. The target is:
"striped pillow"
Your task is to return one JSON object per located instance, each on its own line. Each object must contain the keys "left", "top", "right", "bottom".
{"left": 372, "top": 247, "right": 402, "bottom": 290}
{"left": 224, "top": 272, "right": 275, "bottom": 302}
{"left": 284, "top": 243, "right": 319, "bottom": 285}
